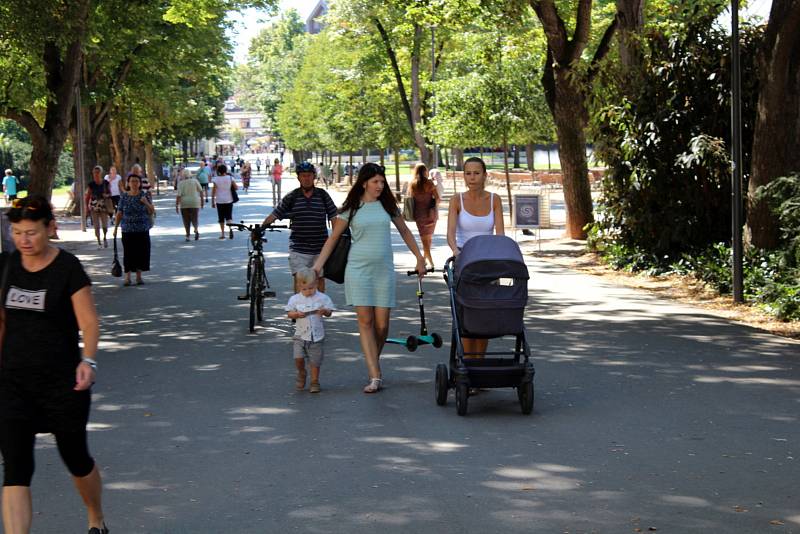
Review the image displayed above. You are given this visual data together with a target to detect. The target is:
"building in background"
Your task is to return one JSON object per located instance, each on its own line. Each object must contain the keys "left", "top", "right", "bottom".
{"left": 306, "top": 0, "right": 327, "bottom": 34}
{"left": 216, "top": 98, "right": 267, "bottom": 154}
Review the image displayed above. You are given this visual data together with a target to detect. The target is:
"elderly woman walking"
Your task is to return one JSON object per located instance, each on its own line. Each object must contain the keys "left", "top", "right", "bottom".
{"left": 175, "top": 168, "right": 204, "bottom": 241}
{"left": 313, "top": 163, "right": 426, "bottom": 394}
{"left": 0, "top": 196, "right": 109, "bottom": 534}
{"left": 113, "top": 174, "right": 154, "bottom": 286}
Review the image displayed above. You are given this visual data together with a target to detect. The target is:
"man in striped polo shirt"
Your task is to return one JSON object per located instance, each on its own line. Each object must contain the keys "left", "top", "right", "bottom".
{"left": 261, "top": 162, "right": 339, "bottom": 292}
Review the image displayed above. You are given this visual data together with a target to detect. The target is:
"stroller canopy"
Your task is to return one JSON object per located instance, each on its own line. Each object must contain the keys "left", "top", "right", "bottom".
{"left": 455, "top": 235, "right": 529, "bottom": 283}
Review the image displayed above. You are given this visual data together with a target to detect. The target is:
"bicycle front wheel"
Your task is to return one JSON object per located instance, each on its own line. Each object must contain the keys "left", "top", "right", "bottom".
{"left": 256, "top": 258, "right": 266, "bottom": 322}
{"left": 248, "top": 258, "right": 260, "bottom": 333}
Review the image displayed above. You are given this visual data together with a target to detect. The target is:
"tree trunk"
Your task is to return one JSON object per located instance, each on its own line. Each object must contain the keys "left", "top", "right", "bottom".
{"left": 513, "top": 144, "right": 521, "bottom": 168}
{"left": 394, "top": 147, "right": 401, "bottom": 194}
{"left": 374, "top": 19, "right": 433, "bottom": 167}
{"left": 616, "top": 0, "right": 645, "bottom": 71}
{"left": 747, "top": 0, "right": 800, "bottom": 249}
{"left": 5, "top": 2, "right": 90, "bottom": 199}
{"left": 526, "top": 143, "right": 535, "bottom": 171}
{"left": 110, "top": 120, "right": 124, "bottom": 171}
{"left": 452, "top": 147, "right": 464, "bottom": 171}
{"left": 532, "top": 0, "right": 616, "bottom": 239}
{"left": 348, "top": 152, "right": 353, "bottom": 185}
{"left": 145, "top": 140, "right": 157, "bottom": 195}
{"left": 503, "top": 138, "right": 513, "bottom": 215}
{"left": 552, "top": 71, "right": 594, "bottom": 238}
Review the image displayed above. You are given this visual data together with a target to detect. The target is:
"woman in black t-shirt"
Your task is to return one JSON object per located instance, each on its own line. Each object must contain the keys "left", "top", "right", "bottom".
{"left": 0, "top": 196, "right": 109, "bottom": 534}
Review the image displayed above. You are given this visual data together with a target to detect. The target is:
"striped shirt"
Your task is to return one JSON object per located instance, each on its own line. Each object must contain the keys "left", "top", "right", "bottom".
{"left": 271, "top": 187, "right": 338, "bottom": 255}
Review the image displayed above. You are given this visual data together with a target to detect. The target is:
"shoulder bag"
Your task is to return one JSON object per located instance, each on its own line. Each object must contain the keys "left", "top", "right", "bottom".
{"left": 323, "top": 218, "right": 351, "bottom": 284}
{"left": 111, "top": 237, "right": 122, "bottom": 277}
{"left": 230, "top": 178, "right": 239, "bottom": 203}
{"left": 403, "top": 194, "right": 415, "bottom": 222}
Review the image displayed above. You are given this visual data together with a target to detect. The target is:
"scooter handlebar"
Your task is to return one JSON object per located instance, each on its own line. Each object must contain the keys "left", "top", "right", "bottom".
{"left": 406, "top": 268, "right": 435, "bottom": 276}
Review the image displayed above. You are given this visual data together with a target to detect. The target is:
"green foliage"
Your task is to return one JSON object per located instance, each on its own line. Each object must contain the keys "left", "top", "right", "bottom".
{"left": 588, "top": 14, "right": 762, "bottom": 261}
{"left": 428, "top": 25, "right": 554, "bottom": 148}
{"left": 0, "top": 120, "right": 72, "bottom": 187}
{"left": 276, "top": 26, "right": 410, "bottom": 153}
{"left": 757, "top": 174, "right": 800, "bottom": 268}
{"left": 236, "top": 10, "right": 307, "bottom": 132}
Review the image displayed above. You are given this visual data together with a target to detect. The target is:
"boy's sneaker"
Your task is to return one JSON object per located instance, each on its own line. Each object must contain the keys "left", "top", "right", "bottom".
{"left": 88, "top": 524, "right": 109, "bottom": 534}
{"left": 309, "top": 382, "right": 321, "bottom": 394}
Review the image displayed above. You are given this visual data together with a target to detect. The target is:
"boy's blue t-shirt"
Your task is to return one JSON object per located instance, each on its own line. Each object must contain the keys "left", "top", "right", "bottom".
{"left": 3, "top": 176, "right": 18, "bottom": 195}
{"left": 196, "top": 168, "right": 210, "bottom": 185}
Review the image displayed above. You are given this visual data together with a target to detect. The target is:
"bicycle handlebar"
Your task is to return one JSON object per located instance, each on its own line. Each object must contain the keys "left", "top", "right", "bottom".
{"left": 227, "top": 222, "right": 288, "bottom": 233}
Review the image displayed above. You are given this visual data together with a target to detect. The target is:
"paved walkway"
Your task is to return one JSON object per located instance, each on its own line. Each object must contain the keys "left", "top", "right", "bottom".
{"left": 31, "top": 173, "right": 800, "bottom": 533}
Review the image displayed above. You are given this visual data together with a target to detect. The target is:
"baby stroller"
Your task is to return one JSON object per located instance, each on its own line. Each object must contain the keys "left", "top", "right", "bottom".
{"left": 436, "top": 235, "right": 535, "bottom": 415}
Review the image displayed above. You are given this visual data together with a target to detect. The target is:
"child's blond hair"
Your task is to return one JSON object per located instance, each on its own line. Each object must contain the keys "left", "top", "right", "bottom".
{"left": 295, "top": 267, "right": 317, "bottom": 287}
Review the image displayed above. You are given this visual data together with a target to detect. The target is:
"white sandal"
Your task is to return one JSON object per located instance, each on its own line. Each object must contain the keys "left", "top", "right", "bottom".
{"left": 363, "top": 378, "right": 382, "bottom": 394}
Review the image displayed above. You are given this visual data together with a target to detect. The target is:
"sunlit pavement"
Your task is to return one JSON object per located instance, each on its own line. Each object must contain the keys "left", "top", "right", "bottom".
{"left": 34, "top": 173, "right": 800, "bottom": 533}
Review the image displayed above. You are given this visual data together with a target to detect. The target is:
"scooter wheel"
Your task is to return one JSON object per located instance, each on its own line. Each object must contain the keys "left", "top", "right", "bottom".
{"left": 406, "top": 336, "right": 418, "bottom": 352}
{"left": 431, "top": 333, "right": 443, "bottom": 348}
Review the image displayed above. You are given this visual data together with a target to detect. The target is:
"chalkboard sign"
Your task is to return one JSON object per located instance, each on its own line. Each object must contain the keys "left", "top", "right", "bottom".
{"left": 513, "top": 195, "right": 541, "bottom": 228}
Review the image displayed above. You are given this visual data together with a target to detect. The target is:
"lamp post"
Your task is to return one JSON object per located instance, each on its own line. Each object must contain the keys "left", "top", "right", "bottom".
{"left": 731, "top": 0, "right": 744, "bottom": 303}
{"left": 75, "top": 86, "right": 86, "bottom": 232}
{"left": 431, "top": 25, "right": 438, "bottom": 169}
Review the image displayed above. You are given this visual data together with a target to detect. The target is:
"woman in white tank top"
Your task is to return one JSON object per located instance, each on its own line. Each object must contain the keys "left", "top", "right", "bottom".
{"left": 446, "top": 156, "right": 504, "bottom": 362}
{"left": 447, "top": 157, "right": 504, "bottom": 255}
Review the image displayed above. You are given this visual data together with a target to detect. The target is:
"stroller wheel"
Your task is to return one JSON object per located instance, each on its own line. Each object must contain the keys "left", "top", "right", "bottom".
{"left": 518, "top": 381, "right": 534, "bottom": 415}
{"left": 455, "top": 382, "right": 469, "bottom": 416}
{"left": 406, "top": 335, "right": 418, "bottom": 352}
{"left": 435, "top": 364, "right": 448, "bottom": 406}
{"left": 431, "top": 333, "right": 443, "bottom": 348}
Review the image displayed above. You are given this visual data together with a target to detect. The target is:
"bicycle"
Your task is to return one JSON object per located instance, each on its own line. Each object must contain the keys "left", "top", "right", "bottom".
{"left": 227, "top": 222, "right": 288, "bottom": 332}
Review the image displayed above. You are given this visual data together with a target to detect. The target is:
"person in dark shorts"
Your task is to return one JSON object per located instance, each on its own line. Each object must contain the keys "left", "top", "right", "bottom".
{"left": 211, "top": 164, "right": 237, "bottom": 239}
{"left": 0, "top": 196, "right": 109, "bottom": 534}
{"left": 260, "top": 162, "right": 338, "bottom": 293}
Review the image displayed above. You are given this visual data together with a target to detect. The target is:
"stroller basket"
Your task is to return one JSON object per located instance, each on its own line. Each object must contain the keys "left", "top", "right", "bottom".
{"left": 454, "top": 235, "right": 529, "bottom": 337}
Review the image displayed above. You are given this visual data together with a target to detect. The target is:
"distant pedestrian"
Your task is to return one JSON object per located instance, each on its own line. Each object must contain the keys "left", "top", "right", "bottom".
{"left": 104, "top": 166, "right": 123, "bottom": 211}
{"left": 196, "top": 161, "right": 211, "bottom": 202}
{"left": 430, "top": 168, "right": 445, "bottom": 198}
{"left": 271, "top": 159, "right": 283, "bottom": 205}
{"left": 286, "top": 268, "right": 334, "bottom": 394}
{"left": 3, "top": 169, "right": 20, "bottom": 205}
{"left": 255, "top": 157, "right": 262, "bottom": 173}
{"left": 406, "top": 163, "right": 440, "bottom": 270}
{"left": 240, "top": 161, "right": 252, "bottom": 192}
{"left": 0, "top": 196, "right": 109, "bottom": 534}
{"left": 313, "top": 163, "right": 426, "bottom": 394}
{"left": 128, "top": 164, "right": 150, "bottom": 199}
{"left": 114, "top": 174, "right": 154, "bottom": 286}
{"left": 85, "top": 166, "right": 112, "bottom": 249}
{"left": 175, "top": 168, "right": 204, "bottom": 241}
{"left": 211, "top": 164, "right": 237, "bottom": 240}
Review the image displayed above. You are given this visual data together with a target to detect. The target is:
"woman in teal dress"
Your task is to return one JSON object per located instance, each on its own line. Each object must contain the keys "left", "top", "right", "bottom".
{"left": 314, "top": 163, "right": 426, "bottom": 393}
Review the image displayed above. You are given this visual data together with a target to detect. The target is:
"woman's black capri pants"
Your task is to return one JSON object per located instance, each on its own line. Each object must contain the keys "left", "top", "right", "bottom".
{"left": 0, "top": 369, "right": 94, "bottom": 486}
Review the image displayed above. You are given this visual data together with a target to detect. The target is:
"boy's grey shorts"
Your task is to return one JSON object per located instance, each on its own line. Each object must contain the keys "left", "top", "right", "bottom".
{"left": 293, "top": 338, "right": 324, "bottom": 367}
{"left": 288, "top": 251, "right": 318, "bottom": 276}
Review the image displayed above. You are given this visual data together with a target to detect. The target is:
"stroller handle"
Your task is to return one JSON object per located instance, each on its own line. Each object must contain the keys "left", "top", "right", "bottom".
{"left": 407, "top": 268, "right": 435, "bottom": 276}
